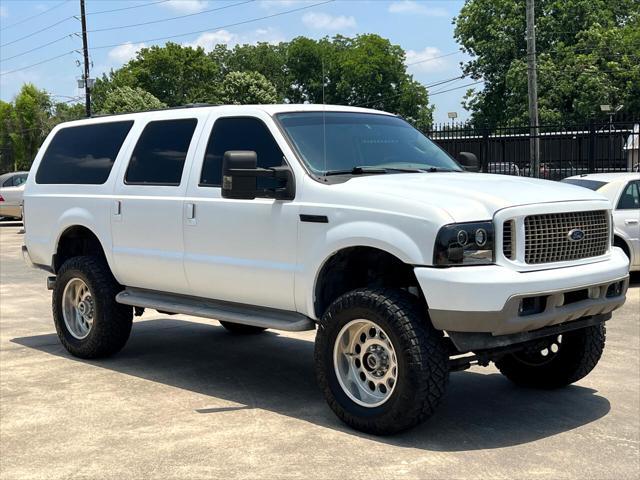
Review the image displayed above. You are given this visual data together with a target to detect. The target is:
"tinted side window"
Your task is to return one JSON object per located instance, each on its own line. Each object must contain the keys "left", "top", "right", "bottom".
{"left": 200, "top": 117, "right": 284, "bottom": 187}
{"left": 617, "top": 181, "right": 640, "bottom": 210}
{"left": 2, "top": 177, "right": 14, "bottom": 187}
{"left": 36, "top": 121, "right": 133, "bottom": 184}
{"left": 125, "top": 119, "right": 197, "bottom": 186}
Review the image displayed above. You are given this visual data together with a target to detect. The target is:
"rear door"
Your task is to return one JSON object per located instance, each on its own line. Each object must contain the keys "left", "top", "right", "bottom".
{"left": 111, "top": 112, "right": 206, "bottom": 294}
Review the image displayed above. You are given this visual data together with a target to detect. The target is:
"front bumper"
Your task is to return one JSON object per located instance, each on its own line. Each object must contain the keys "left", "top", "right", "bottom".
{"left": 415, "top": 247, "right": 630, "bottom": 336}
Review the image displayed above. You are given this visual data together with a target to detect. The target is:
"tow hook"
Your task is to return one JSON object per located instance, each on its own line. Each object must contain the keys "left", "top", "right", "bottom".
{"left": 46, "top": 276, "right": 56, "bottom": 290}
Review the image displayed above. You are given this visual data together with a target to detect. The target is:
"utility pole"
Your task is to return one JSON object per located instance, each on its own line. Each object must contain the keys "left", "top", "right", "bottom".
{"left": 80, "top": 0, "right": 91, "bottom": 117}
{"left": 526, "top": 0, "right": 540, "bottom": 177}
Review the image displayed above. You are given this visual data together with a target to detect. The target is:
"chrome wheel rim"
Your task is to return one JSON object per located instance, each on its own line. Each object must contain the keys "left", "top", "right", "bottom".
{"left": 62, "top": 278, "right": 94, "bottom": 340}
{"left": 333, "top": 319, "right": 398, "bottom": 408}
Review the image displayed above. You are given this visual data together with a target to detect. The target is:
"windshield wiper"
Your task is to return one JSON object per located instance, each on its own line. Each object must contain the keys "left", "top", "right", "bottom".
{"left": 424, "top": 167, "right": 457, "bottom": 172}
{"left": 324, "top": 166, "right": 390, "bottom": 176}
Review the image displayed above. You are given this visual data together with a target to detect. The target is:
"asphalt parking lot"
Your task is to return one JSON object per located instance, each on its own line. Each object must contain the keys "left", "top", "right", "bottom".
{"left": 1, "top": 222, "right": 638, "bottom": 480}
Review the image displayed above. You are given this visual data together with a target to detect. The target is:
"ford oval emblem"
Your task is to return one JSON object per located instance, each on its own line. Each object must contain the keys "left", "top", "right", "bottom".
{"left": 568, "top": 228, "right": 585, "bottom": 242}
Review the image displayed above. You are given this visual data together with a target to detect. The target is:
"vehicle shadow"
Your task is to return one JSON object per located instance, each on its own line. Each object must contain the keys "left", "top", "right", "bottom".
{"left": 11, "top": 317, "right": 610, "bottom": 451}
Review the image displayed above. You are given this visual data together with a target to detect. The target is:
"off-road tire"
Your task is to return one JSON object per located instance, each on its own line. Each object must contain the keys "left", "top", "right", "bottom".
{"left": 495, "top": 323, "right": 606, "bottom": 389}
{"left": 53, "top": 256, "right": 132, "bottom": 359}
{"left": 219, "top": 321, "right": 266, "bottom": 335}
{"left": 315, "top": 288, "right": 449, "bottom": 435}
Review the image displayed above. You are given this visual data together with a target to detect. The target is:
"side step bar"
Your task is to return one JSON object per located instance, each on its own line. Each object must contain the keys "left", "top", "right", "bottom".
{"left": 115, "top": 288, "right": 316, "bottom": 332}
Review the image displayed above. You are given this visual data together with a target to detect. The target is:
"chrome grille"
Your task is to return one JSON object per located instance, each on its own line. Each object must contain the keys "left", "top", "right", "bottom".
{"left": 524, "top": 210, "right": 609, "bottom": 264}
{"left": 503, "top": 220, "right": 515, "bottom": 260}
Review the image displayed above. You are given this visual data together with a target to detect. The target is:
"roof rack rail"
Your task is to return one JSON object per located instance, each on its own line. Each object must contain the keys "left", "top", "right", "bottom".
{"left": 90, "top": 103, "right": 218, "bottom": 118}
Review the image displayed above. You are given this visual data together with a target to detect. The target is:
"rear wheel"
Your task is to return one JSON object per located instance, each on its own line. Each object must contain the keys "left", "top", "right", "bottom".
{"left": 495, "top": 324, "right": 606, "bottom": 389}
{"left": 219, "top": 321, "right": 266, "bottom": 335}
{"left": 53, "top": 256, "right": 132, "bottom": 359}
{"left": 315, "top": 288, "right": 449, "bottom": 435}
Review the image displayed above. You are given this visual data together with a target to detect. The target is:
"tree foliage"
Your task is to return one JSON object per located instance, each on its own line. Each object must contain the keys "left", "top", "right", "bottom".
{"left": 99, "top": 86, "right": 166, "bottom": 114}
{"left": 454, "top": 0, "right": 640, "bottom": 125}
{"left": 219, "top": 71, "right": 278, "bottom": 105}
{"left": 94, "top": 35, "right": 434, "bottom": 129}
{"left": 0, "top": 84, "right": 85, "bottom": 172}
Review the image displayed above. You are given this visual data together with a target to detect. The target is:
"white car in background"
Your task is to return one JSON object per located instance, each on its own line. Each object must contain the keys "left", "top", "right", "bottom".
{"left": 0, "top": 171, "right": 28, "bottom": 220}
{"left": 562, "top": 172, "right": 640, "bottom": 271}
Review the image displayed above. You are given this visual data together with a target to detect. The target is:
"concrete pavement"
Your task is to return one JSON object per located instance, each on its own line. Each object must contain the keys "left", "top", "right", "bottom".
{"left": 1, "top": 222, "right": 639, "bottom": 479}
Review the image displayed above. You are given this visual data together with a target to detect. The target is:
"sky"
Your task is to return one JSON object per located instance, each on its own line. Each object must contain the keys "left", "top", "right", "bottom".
{"left": 0, "top": 0, "right": 477, "bottom": 122}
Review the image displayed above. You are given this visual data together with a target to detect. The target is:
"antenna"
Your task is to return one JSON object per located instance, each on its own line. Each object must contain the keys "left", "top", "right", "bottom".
{"left": 322, "top": 58, "right": 327, "bottom": 174}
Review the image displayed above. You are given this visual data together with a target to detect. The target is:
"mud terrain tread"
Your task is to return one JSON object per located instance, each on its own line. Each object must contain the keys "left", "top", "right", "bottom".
{"left": 315, "top": 288, "right": 449, "bottom": 435}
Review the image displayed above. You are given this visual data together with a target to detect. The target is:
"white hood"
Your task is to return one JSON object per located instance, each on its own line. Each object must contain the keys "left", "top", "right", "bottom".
{"left": 343, "top": 172, "right": 610, "bottom": 222}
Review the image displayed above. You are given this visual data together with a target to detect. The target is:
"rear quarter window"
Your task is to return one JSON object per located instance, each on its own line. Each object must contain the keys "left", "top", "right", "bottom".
{"left": 36, "top": 121, "right": 134, "bottom": 184}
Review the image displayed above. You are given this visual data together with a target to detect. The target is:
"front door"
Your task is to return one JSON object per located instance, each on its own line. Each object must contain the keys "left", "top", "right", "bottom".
{"left": 183, "top": 114, "right": 298, "bottom": 310}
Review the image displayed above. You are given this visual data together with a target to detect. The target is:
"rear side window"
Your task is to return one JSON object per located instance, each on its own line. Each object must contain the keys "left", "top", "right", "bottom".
{"left": 200, "top": 117, "right": 284, "bottom": 187}
{"left": 617, "top": 181, "right": 640, "bottom": 210}
{"left": 13, "top": 174, "right": 27, "bottom": 186}
{"left": 36, "top": 121, "right": 133, "bottom": 184}
{"left": 125, "top": 119, "right": 197, "bottom": 186}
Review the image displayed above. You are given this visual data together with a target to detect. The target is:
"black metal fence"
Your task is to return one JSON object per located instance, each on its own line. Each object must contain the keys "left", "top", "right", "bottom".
{"left": 427, "top": 118, "right": 640, "bottom": 180}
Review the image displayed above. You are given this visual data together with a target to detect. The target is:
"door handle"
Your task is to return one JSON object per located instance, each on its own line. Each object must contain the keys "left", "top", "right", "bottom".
{"left": 625, "top": 219, "right": 639, "bottom": 225}
{"left": 112, "top": 200, "right": 122, "bottom": 222}
{"left": 186, "top": 203, "right": 195, "bottom": 220}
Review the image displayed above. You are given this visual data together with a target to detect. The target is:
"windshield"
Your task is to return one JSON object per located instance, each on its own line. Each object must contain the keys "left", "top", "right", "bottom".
{"left": 561, "top": 179, "right": 608, "bottom": 191}
{"left": 276, "top": 112, "right": 462, "bottom": 175}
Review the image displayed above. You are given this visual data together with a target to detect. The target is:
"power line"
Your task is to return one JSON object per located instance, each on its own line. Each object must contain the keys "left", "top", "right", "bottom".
{"left": 87, "top": 0, "right": 256, "bottom": 34}
{"left": 86, "top": 0, "right": 170, "bottom": 16}
{"left": 90, "top": 0, "right": 335, "bottom": 51}
{"left": 0, "top": 0, "right": 334, "bottom": 77}
{"left": 406, "top": 51, "right": 461, "bottom": 66}
{"left": 0, "top": 51, "right": 77, "bottom": 76}
{"left": 0, "top": 1, "right": 68, "bottom": 32}
{"left": 0, "top": 0, "right": 254, "bottom": 63}
{"left": 1, "top": 33, "right": 76, "bottom": 63}
{"left": 0, "top": 16, "right": 73, "bottom": 48}
{"left": 355, "top": 75, "right": 467, "bottom": 107}
{"left": 0, "top": 0, "right": 172, "bottom": 48}
{"left": 429, "top": 80, "right": 484, "bottom": 96}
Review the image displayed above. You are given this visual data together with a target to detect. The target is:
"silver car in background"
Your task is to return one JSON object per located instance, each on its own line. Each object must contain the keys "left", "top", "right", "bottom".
{"left": 0, "top": 171, "right": 28, "bottom": 220}
{"left": 562, "top": 172, "right": 640, "bottom": 271}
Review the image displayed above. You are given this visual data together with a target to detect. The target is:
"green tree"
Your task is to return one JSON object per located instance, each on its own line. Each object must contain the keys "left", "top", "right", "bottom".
{"left": 0, "top": 86, "right": 88, "bottom": 172}
{"left": 455, "top": 0, "right": 640, "bottom": 125}
{"left": 3, "top": 84, "right": 52, "bottom": 170}
{"left": 90, "top": 35, "right": 434, "bottom": 128}
{"left": 220, "top": 71, "right": 278, "bottom": 105}
{"left": 99, "top": 86, "right": 167, "bottom": 114}
{"left": 94, "top": 43, "right": 222, "bottom": 108}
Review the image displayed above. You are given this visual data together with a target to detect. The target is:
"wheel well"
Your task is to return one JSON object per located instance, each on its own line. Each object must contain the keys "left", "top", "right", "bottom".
{"left": 54, "top": 226, "right": 106, "bottom": 273}
{"left": 314, "top": 247, "right": 421, "bottom": 318}
{"left": 614, "top": 235, "right": 631, "bottom": 259}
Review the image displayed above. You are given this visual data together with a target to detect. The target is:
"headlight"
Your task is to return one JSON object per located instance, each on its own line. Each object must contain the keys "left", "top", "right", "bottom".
{"left": 433, "top": 221, "right": 494, "bottom": 266}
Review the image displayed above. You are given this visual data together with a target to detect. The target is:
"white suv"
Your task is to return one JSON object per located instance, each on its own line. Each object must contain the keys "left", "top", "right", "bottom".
{"left": 22, "top": 105, "right": 630, "bottom": 434}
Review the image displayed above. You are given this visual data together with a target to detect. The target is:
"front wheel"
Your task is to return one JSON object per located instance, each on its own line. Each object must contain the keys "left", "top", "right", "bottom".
{"left": 315, "top": 288, "right": 449, "bottom": 435}
{"left": 495, "top": 323, "right": 606, "bottom": 389}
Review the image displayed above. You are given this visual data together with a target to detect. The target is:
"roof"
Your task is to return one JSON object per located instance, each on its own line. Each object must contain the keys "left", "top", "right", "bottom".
{"left": 564, "top": 172, "right": 640, "bottom": 183}
{"left": 67, "top": 103, "right": 393, "bottom": 125}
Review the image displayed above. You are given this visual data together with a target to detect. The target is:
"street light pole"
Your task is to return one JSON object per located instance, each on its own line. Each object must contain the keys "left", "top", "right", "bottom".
{"left": 526, "top": 0, "right": 540, "bottom": 177}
